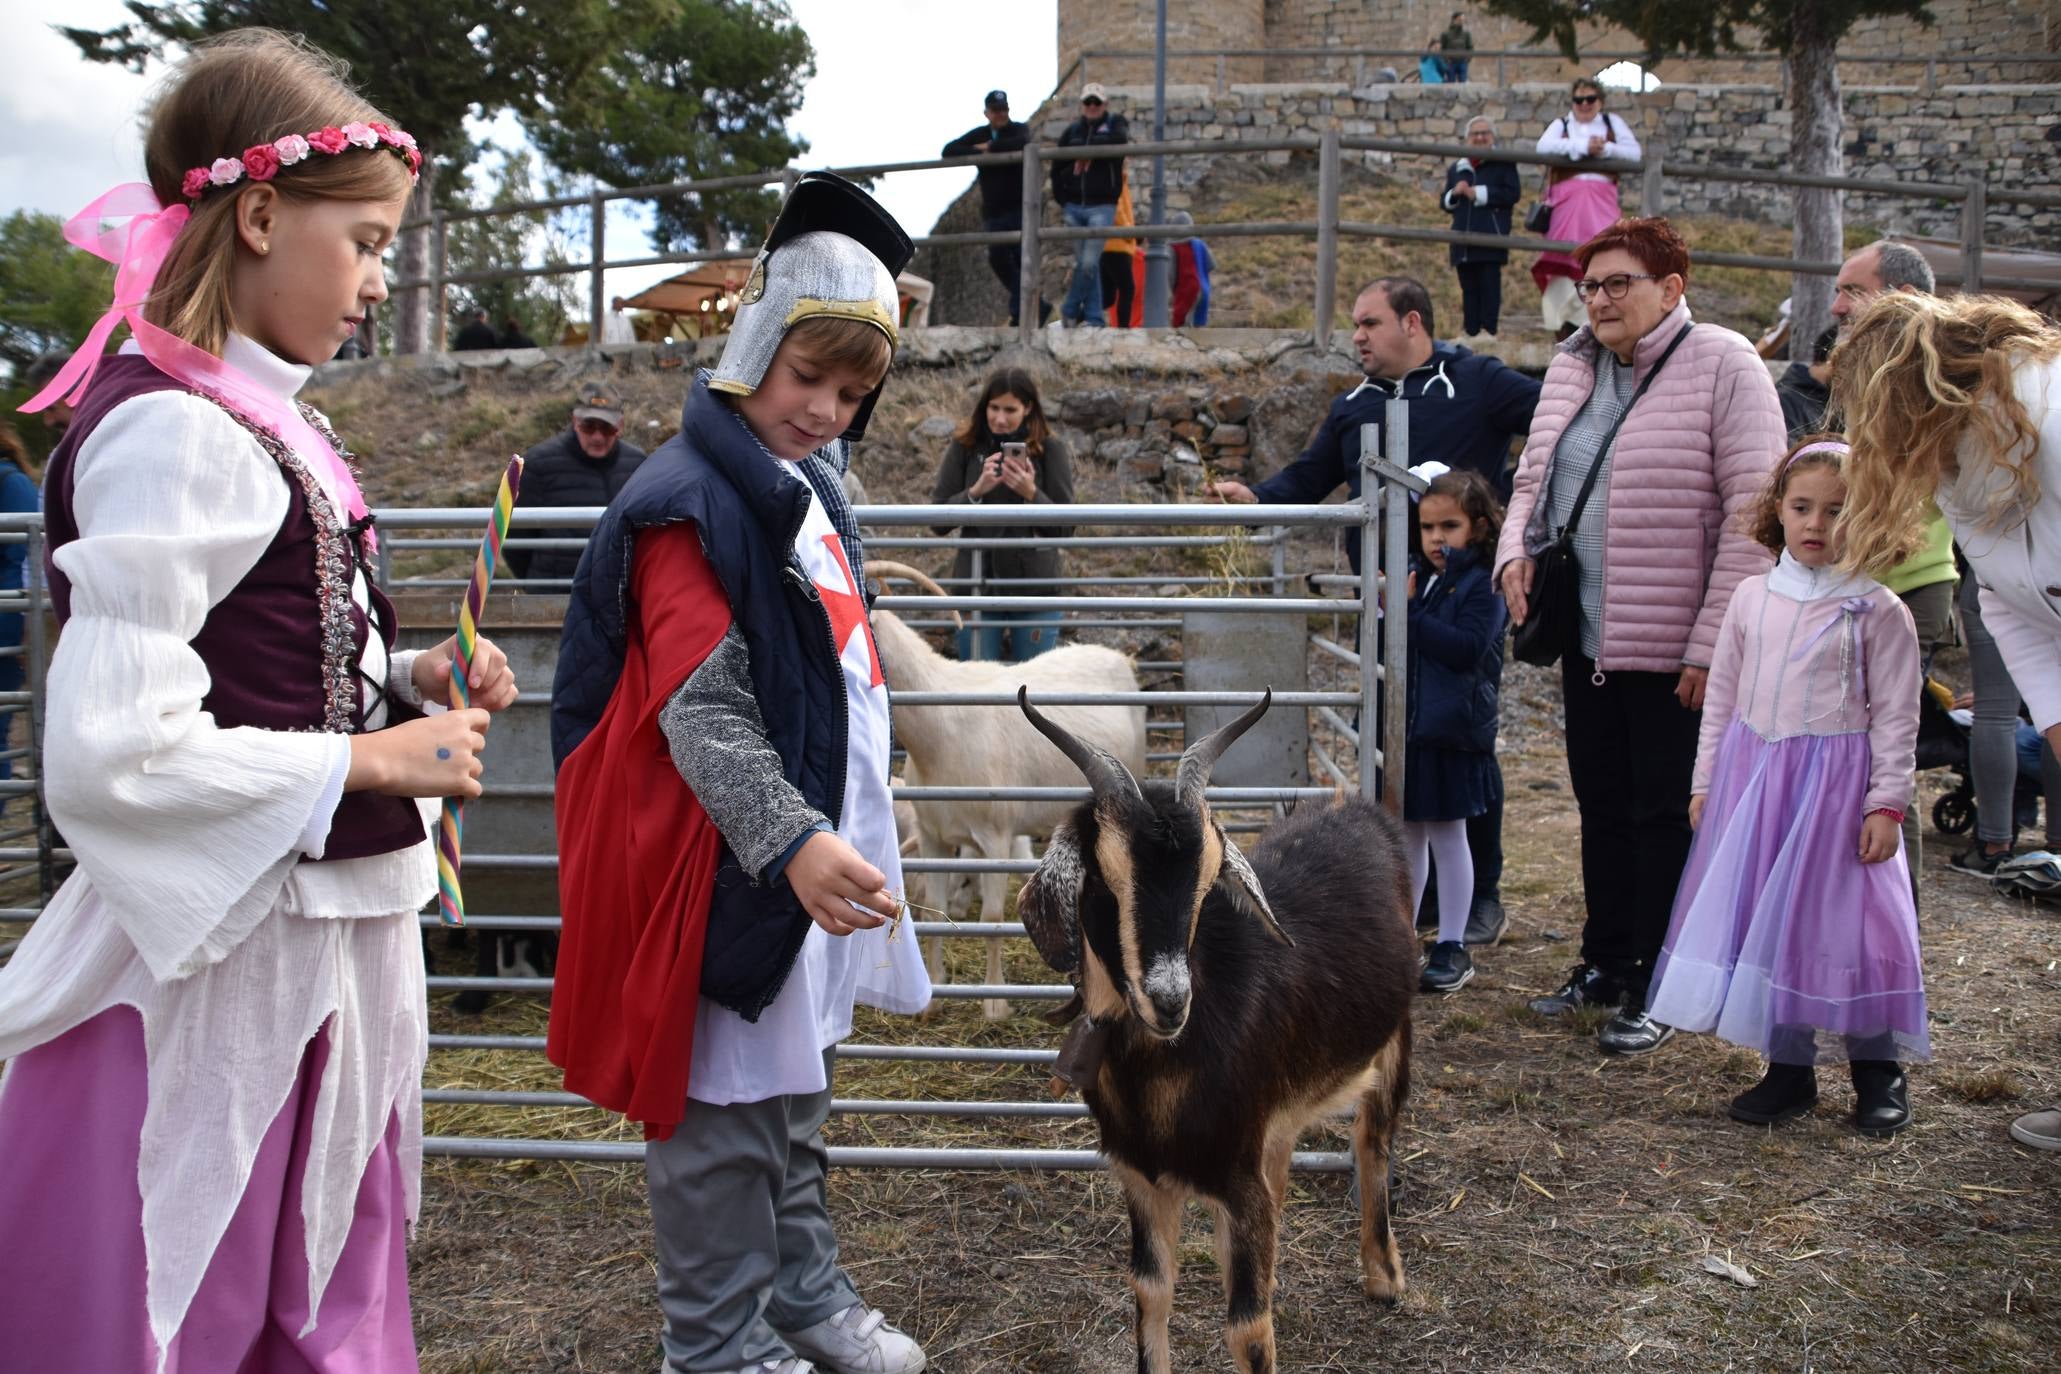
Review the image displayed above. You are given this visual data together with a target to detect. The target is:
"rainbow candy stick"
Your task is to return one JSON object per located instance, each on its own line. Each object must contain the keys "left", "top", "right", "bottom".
{"left": 436, "top": 453, "right": 524, "bottom": 927}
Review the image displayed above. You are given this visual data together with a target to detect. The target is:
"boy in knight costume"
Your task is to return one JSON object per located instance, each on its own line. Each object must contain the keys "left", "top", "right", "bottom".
{"left": 549, "top": 173, "right": 932, "bottom": 1374}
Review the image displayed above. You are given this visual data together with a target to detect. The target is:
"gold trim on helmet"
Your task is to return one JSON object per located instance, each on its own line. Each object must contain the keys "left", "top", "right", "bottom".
{"left": 784, "top": 296, "right": 900, "bottom": 346}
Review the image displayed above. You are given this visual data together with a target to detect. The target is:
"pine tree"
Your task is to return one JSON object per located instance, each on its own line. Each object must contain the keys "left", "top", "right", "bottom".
{"left": 1481, "top": 0, "right": 1933, "bottom": 359}
{"left": 61, "top": 0, "right": 670, "bottom": 353}
{"left": 522, "top": 1, "right": 815, "bottom": 255}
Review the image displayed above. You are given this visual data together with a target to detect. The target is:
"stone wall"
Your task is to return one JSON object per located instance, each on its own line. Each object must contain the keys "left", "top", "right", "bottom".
{"left": 1058, "top": 0, "right": 1267, "bottom": 90}
{"left": 1063, "top": 0, "right": 2060, "bottom": 91}
{"left": 1046, "top": 80, "right": 2061, "bottom": 243}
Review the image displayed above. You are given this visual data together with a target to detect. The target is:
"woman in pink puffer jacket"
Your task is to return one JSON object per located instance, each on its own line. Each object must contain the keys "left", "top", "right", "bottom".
{"left": 1493, "top": 217, "right": 1784, "bottom": 1055}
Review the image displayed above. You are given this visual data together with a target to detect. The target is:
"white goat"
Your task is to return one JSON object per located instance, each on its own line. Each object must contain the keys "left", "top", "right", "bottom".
{"left": 867, "top": 561, "right": 1147, "bottom": 1018}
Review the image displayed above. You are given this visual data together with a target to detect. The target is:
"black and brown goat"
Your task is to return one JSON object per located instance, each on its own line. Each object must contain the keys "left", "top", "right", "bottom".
{"left": 1015, "top": 687, "right": 1418, "bottom": 1374}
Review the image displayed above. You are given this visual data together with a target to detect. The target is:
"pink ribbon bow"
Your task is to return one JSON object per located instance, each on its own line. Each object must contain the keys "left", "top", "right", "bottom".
{"left": 20, "top": 183, "right": 371, "bottom": 538}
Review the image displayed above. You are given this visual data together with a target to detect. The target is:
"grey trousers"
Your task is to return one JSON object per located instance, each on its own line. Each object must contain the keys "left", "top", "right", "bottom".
{"left": 1899, "top": 578, "right": 1956, "bottom": 911}
{"left": 646, "top": 1047, "right": 859, "bottom": 1372}
{"left": 1961, "top": 577, "right": 2061, "bottom": 847}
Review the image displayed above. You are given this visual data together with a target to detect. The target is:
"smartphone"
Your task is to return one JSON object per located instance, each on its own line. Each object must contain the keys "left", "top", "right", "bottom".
{"left": 1001, "top": 441, "right": 1027, "bottom": 459}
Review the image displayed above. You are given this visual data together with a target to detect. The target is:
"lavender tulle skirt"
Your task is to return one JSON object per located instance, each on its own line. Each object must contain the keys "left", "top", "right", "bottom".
{"left": 1647, "top": 720, "right": 1931, "bottom": 1065}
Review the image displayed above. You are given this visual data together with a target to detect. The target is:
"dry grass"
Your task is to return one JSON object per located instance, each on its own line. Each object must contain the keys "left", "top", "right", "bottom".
{"left": 412, "top": 665, "right": 2061, "bottom": 1373}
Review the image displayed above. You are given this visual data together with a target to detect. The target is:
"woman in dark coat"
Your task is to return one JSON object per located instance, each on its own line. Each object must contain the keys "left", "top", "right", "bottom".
{"left": 1442, "top": 116, "right": 1523, "bottom": 338}
{"left": 928, "top": 369, "right": 1076, "bottom": 660}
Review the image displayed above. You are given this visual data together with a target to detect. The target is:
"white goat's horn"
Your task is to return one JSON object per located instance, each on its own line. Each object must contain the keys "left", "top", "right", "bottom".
{"left": 865, "top": 559, "right": 963, "bottom": 632}
{"left": 1018, "top": 685, "right": 1144, "bottom": 806}
{"left": 1176, "top": 688, "right": 1273, "bottom": 809}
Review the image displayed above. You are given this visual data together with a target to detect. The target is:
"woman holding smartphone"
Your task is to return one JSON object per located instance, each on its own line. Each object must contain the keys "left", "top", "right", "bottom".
{"left": 928, "top": 368, "right": 1076, "bottom": 660}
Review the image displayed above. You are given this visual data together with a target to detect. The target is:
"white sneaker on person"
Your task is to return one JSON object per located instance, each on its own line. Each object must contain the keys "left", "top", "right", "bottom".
{"left": 693, "top": 1359, "right": 813, "bottom": 1374}
{"left": 783, "top": 1303, "right": 927, "bottom": 1374}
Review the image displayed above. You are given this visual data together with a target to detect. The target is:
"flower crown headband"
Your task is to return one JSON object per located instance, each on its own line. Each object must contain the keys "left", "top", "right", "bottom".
{"left": 179, "top": 120, "right": 421, "bottom": 201}
{"left": 1788, "top": 439, "right": 1850, "bottom": 466}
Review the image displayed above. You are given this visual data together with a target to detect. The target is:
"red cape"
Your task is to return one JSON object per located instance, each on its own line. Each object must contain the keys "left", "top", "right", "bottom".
{"left": 547, "top": 525, "right": 728, "bottom": 1141}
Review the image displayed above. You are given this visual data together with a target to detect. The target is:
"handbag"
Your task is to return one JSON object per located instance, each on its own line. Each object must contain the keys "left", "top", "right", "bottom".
{"left": 1510, "top": 322, "right": 1696, "bottom": 669}
{"left": 1523, "top": 199, "right": 1552, "bottom": 235}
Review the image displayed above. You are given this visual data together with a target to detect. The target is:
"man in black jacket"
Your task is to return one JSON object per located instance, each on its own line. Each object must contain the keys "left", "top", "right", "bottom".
{"left": 509, "top": 380, "right": 649, "bottom": 584}
{"left": 453, "top": 308, "right": 497, "bottom": 351}
{"left": 942, "top": 90, "right": 1046, "bottom": 326}
{"left": 1441, "top": 117, "right": 1522, "bottom": 337}
{"left": 1051, "top": 83, "right": 1129, "bottom": 327}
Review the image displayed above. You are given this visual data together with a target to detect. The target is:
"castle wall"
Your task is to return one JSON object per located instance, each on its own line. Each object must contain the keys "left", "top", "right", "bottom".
{"left": 1059, "top": 0, "right": 2060, "bottom": 93}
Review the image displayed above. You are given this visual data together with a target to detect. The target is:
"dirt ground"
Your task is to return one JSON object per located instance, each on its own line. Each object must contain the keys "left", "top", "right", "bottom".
{"left": 411, "top": 651, "right": 2061, "bottom": 1374}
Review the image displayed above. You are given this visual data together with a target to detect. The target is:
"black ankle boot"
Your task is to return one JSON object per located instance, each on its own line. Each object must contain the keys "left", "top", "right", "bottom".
{"left": 1729, "top": 1062, "right": 1818, "bottom": 1125}
{"left": 1850, "top": 1060, "right": 1912, "bottom": 1137}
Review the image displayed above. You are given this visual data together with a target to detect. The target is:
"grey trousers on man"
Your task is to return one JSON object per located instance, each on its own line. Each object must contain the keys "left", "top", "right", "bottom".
{"left": 1898, "top": 578, "right": 1957, "bottom": 914}
{"left": 647, "top": 1047, "right": 860, "bottom": 1372}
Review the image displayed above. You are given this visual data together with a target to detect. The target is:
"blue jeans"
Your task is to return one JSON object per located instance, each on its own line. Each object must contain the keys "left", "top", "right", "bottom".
{"left": 956, "top": 611, "right": 1062, "bottom": 663}
{"left": 1060, "top": 202, "right": 1116, "bottom": 324}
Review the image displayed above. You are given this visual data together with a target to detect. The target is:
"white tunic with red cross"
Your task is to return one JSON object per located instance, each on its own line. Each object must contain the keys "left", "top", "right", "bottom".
{"left": 685, "top": 463, "right": 931, "bottom": 1107}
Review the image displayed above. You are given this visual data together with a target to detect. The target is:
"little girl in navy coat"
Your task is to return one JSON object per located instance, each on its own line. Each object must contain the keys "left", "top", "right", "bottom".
{"left": 1406, "top": 469, "right": 1507, "bottom": 993}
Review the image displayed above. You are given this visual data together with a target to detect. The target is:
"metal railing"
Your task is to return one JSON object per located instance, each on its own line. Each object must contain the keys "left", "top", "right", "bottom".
{"left": 0, "top": 416, "right": 1429, "bottom": 1172}
{"left": 388, "top": 128, "right": 2055, "bottom": 357}
{"left": 1072, "top": 44, "right": 2061, "bottom": 98}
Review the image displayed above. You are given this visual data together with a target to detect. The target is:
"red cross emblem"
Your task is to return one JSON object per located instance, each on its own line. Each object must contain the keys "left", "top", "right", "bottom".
{"left": 816, "top": 534, "right": 884, "bottom": 689}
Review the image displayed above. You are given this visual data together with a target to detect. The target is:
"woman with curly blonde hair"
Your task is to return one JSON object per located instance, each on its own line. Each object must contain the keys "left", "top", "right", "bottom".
{"left": 1831, "top": 289, "right": 2061, "bottom": 1153}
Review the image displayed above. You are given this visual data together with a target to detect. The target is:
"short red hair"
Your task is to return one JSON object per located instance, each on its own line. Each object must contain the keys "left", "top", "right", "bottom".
{"left": 1577, "top": 216, "right": 1691, "bottom": 284}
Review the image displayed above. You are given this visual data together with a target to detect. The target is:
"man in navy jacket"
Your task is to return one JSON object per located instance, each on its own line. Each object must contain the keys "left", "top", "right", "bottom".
{"left": 1207, "top": 275, "right": 1538, "bottom": 945}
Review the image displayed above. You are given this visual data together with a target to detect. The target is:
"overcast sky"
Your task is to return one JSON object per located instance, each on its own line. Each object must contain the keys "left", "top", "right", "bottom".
{"left": 0, "top": 0, "right": 1059, "bottom": 302}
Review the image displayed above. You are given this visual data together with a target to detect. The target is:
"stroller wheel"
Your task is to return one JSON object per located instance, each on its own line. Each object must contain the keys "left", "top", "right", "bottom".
{"left": 1934, "top": 791, "right": 1975, "bottom": 836}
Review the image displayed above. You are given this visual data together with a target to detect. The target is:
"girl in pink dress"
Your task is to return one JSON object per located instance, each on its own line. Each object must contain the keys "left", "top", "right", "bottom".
{"left": 1646, "top": 438, "right": 1929, "bottom": 1136}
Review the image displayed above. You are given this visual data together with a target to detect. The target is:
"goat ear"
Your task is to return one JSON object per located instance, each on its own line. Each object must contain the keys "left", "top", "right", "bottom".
{"left": 1216, "top": 830, "right": 1293, "bottom": 947}
{"left": 1017, "top": 818, "right": 1085, "bottom": 974}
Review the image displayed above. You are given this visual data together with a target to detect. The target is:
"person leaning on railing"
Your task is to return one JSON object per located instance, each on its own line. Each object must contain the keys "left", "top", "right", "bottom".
{"left": 927, "top": 367, "right": 1075, "bottom": 661}
{"left": 1531, "top": 79, "right": 1640, "bottom": 339}
{"left": 1051, "top": 82, "right": 1129, "bottom": 329}
{"left": 1496, "top": 217, "right": 1785, "bottom": 1057}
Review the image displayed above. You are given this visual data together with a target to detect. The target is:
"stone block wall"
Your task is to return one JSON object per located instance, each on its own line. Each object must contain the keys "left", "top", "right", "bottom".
{"left": 1054, "top": 80, "right": 2060, "bottom": 242}
{"left": 1063, "top": 0, "right": 2059, "bottom": 91}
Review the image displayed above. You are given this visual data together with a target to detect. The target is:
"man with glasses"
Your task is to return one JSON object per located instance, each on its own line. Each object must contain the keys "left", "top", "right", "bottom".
{"left": 1051, "top": 82, "right": 1130, "bottom": 328}
{"left": 508, "top": 381, "right": 649, "bottom": 584}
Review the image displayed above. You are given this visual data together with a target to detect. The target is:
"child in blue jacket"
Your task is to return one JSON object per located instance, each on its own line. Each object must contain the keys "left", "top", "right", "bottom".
{"left": 1407, "top": 469, "right": 1508, "bottom": 993}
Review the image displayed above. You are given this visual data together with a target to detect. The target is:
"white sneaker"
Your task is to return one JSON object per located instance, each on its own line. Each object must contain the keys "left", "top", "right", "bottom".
{"left": 687, "top": 1359, "right": 813, "bottom": 1374}
{"left": 783, "top": 1304, "right": 927, "bottom": 1374}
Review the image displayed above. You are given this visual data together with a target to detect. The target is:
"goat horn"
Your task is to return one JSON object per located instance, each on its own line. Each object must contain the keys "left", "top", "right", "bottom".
{"left": 865, "top": 559, "right": 963, "bottom": 632}
{"left": 1175, "top": 688, "right": 1273, "bottom": 809}
{"left": 865, "top": 560, "right": 949, "bottom": 599}
{"left": 1018, "top": 685, "right": 1143, "bottom": 806}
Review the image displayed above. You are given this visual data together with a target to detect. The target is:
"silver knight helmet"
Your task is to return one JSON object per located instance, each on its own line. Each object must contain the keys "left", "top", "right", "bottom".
{"left": 709, "top": 171, "right": 915, "bottom": 440}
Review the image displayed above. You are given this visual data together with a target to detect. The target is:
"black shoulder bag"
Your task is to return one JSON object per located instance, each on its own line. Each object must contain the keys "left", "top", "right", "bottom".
{"left": 1510, "top": 322, "right": 1695, "bottom": 668}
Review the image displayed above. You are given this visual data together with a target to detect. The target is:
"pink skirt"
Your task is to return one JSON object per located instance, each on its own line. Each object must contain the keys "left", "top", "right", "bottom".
{"left": 1531, "top": 176, "right": 1625, "bottom": 289}
{"left": 0, "top": 1005, "right": 418, "bottom": 1372}
{"left": 1648, "top": 721, "right": 1931, "bottom": 1066}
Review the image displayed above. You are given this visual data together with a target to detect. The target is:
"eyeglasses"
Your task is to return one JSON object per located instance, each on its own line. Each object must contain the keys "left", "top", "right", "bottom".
{"left": 575, "top": 418, "right": 619, "bottom": 437}
{"left": 1082, "top": 97, "right": 1105, "bottom": 107}
{"left": 1574, "top": 273, "right": 1659, "bottom": 301}
{"left": 1572, "top": 94, "right": 1602, "bottom": 105}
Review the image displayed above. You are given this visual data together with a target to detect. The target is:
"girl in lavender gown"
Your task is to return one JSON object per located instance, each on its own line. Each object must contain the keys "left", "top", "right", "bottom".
{"left": 1646, "top": 438, "right": 1928, "bottom": 1136}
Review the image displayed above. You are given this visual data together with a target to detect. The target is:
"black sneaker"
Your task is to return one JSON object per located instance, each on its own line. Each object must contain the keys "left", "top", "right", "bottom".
{"left": 1950, "top": 843, "right": 2013, "bottom": 878}
{"left": 1729, "top": 1062, "right": 1819, "bottom": 1124}
{"left": 1597, "top": 1008, "right": 1676, "bottom": 1055}
{"left": 1851, "top": 1060, "right": 1912, "bottom": 1137}
{"left": 1463, "top": 896, "right": 1508, "bottom": 947}
{"left": 1419, "top": 940, "right": 1474, "bottom": 994}
{"left": 1528, "top": 963, "right": 1619, "bottom": 1016}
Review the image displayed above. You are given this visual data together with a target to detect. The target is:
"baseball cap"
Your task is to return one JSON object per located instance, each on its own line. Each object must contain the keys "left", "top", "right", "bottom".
{"left": 572, "top": 380, "right": 623, "bottom": 429}
{"left": 984, "top": 89, "right": 1009, "bottom": 110}
{"left": 1081, "top": 82, "right": 1107, "bottom": 103}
